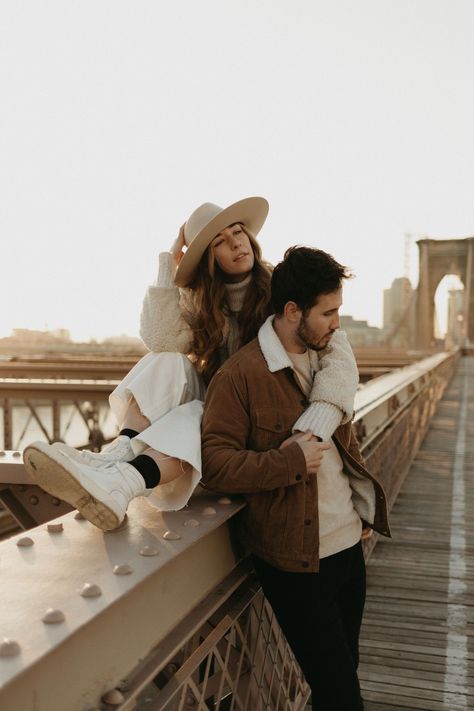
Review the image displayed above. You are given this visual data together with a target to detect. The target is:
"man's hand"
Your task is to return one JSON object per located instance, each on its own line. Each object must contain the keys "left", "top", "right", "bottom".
{"left": 361, "top": 525, "right": 373, "bottom": 540}
{"left": 280, "top": 430, "right": 331, "bottom": 474}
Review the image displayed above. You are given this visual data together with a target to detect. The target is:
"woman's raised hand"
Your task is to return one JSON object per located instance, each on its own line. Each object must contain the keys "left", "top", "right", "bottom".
{"left": 169, "top": 223, "right": 187, "bottom": 267}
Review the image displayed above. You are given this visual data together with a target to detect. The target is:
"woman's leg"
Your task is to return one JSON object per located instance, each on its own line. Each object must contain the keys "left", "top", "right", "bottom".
{"left": 120, "top": 395, "right": 150, "bottom": 433}
{"left": 54, "top": 353, "right": 202, "bottom": 467}
{"left": 119, "top": 354, "right": 203, "bottom": 488}
{"left": 120, "top": 398, "right": 192, "bottom": 484}
{"left": 23, "top": 354, "right": 205, "bottom": 529}
{"left": 142, "top": 447, "right": 192, "bottom": 483}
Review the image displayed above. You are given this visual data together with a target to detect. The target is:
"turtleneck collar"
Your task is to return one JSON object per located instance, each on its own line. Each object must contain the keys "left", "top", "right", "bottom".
{"left": 224, "top": 273, "right": 252, "bottom": 313}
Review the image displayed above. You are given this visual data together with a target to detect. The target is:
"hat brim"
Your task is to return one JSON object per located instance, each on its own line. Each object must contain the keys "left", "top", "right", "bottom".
{"left": 174, "top": 197, "right": 269, "bottom": 287}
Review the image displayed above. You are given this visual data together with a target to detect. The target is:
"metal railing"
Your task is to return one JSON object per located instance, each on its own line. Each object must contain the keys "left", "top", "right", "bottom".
{"left": 0, "top": 350, "right": 459, "bottom": 710}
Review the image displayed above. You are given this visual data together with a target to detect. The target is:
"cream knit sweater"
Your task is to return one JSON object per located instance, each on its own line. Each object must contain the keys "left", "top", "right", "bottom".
{"left": 139, "top": 252, "right": 360, "bottom": 440}
{"left": 288, "top": 350, "right": 362, "bottom": 558}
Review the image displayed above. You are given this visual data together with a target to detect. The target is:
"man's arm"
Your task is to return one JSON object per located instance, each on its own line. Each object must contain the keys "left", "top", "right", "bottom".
{"left": 201, "top": 369, "right": 309, "bottom": 494}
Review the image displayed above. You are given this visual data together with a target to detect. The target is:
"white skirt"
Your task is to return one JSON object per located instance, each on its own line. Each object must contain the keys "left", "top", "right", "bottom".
{"left": 109, "top": 352, "right": 206, "bottom": 511}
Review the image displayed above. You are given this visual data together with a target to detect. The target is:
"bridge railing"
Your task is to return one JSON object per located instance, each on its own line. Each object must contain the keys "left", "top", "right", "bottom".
{"left": 0, "top": 350, "right": 459, "bottom": 711}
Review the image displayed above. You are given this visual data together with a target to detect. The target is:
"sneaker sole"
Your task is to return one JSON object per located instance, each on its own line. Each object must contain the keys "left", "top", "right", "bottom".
{"left": 23, "top": 444, "right": 121, "bottom": 531}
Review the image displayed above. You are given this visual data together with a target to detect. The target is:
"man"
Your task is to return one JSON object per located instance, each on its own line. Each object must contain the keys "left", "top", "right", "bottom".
{"left": 201, "top": 246, "right": 391, "bottom": 711}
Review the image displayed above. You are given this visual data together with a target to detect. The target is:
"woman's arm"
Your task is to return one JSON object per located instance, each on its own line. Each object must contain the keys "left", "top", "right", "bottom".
{"left": 293, "top": 330, "right": 359, "bottom": 440}
{"left": 139, "top": 252, "right": 194, "bottom": 353}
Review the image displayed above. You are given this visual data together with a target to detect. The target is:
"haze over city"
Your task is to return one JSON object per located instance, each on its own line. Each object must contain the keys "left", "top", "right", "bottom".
{"left": 1, "top": 0, "right": 473, "bottom": 342}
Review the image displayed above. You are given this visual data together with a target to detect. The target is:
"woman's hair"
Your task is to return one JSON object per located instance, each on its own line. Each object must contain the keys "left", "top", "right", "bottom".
{"left": 187, "top": 227, "right": 272, "bottom": 384}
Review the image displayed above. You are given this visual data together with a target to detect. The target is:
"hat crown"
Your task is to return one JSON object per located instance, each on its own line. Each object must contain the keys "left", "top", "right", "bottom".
{"left": 184, "top": 203, "right": 224, "bottom": 247}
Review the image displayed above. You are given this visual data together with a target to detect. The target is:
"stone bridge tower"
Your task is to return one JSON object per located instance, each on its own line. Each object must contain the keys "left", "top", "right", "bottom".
{"left": 416, "top": 237, "right": 474, "bottom": 348}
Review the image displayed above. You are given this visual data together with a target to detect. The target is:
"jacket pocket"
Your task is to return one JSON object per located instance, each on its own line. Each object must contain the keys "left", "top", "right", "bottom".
{"left": 251, "top": 407, "right": 301, "bottom": 451}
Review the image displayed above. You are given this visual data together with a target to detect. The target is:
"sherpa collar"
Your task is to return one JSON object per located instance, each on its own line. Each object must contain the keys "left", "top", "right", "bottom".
{"left": 257, "top": 315, "right": 320, "bottom": 374}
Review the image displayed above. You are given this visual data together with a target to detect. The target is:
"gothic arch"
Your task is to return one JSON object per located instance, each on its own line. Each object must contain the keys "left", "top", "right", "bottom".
{"left": 416, "top": 237, "right": 474, "bottom": 347}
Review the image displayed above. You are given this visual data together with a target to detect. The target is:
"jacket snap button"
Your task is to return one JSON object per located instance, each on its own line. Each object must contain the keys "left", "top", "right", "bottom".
{"left": 305, "top": 519, "right": 311, "bottom": 526}
{"left": 295, "top": 473, "right": 302, "bottom": 481}
{"left": 305, "top": 478, "right": 311, "bottom": 485}
{"left": 302, "top": 561, "right": 309, "bottom": 568}
{"left": 275, "top": 423, "right": 282, "bottom": 430}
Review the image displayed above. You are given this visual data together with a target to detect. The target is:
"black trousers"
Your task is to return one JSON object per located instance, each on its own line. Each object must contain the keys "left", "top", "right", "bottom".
{"left": 252, "top": 541, "right": 366, "bottom": 711}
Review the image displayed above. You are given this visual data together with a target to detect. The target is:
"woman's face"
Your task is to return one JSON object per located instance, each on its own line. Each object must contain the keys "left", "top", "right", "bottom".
{"left": 210, "top": 224, "right": 255, "bottom": 282}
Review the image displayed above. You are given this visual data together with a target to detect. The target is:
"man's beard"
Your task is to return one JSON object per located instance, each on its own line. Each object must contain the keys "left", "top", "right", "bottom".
{"left": 296, "top": 318, "right": 334, "bottom": 352}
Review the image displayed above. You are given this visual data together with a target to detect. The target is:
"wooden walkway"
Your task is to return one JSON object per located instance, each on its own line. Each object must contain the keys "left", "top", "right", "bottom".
{"left": 360, "top": 355, "right": 474, "bottom": 710}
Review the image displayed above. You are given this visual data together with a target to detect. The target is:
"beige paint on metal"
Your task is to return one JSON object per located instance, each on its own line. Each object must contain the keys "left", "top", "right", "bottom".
{"left": 354, "top": 351, "right": 452, "bottom": 420}
{"left": 0, "top": 492, "right": 243, "bottom": 711}
{"left": 0, "top": 451, "right": 34, "bottom": 484}
{"left": 353, "top": 352, "right": 457, "bottom": 446}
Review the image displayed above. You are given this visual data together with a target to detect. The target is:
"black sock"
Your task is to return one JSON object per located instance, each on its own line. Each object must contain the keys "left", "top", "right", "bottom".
{"left": 119, "top": 428, "right": 139, "bottom": 439}
{"left": 129, "top": 455, "right": 161, "bottom": 488}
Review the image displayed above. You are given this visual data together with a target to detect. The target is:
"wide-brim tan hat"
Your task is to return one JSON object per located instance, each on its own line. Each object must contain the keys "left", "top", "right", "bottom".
{"left": 174, "top": 196, "right": 269, "bottom": 287}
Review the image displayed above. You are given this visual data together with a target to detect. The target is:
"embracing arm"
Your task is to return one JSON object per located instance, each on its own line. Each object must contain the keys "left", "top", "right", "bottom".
{"left": 201, "top": 370, "right": 308, "bottom": 494}
{"left": 139, "top": 252, "right": 194, "bottom": 353}
{"left": 293, "top": 330, "right": 359, "bottom": 440}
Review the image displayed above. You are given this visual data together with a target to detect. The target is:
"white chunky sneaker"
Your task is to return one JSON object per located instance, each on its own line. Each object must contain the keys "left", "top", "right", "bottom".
{"left": 52, "top": 436, "right": 135, "bottom": 467}
{"left": 23, "top": 441, "right": 148, "bottom": 531}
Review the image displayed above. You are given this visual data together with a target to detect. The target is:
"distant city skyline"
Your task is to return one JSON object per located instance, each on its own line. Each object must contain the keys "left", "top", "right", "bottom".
{"left": 1, "top": 268, "right": 465, "bottom": 346}
{"left": 1, "top": 1, "right": 473, "bottom": 343}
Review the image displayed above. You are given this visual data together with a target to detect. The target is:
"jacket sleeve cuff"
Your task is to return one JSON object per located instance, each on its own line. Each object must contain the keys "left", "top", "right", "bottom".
{"left": 283, "top": 441, "right": 308, "bottom": 485}
{"left": 292, "top": 402, "right": 343, "bottom": 441}
{"left": 156, "top": 252, "right": 176, "bottom": 287}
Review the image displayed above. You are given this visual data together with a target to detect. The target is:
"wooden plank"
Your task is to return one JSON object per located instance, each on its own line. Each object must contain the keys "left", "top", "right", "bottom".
{"left": 360, "top": 357, "right": 474, "bottom": 710}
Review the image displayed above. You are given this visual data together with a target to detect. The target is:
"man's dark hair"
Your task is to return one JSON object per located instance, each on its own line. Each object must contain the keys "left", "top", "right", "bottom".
{"left": 271, "top": 246, "right": 352, "bottom": 315}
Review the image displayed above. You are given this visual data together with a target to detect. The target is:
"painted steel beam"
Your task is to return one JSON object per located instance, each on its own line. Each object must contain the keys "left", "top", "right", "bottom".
{"left": 0, "top": 491, "right": 244, "bottom": 711}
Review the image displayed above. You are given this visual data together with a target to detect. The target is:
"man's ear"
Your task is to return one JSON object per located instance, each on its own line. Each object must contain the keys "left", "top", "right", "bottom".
{"left": 283, "top": 301, "right": 302, "bottom": 323}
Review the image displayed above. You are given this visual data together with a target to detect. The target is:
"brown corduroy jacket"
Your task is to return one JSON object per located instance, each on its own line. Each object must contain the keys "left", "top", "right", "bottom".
{"left": 201, "top": 319, "right": 391, "bottom": 573}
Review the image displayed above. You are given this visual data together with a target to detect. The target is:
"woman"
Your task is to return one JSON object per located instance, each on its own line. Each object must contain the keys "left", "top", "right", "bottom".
{"left": 23, "top": 197, "right": 358, "bottom": 531}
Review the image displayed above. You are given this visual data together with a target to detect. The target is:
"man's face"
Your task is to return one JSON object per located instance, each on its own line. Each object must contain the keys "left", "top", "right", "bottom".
{"left": 295, "top": 288, "right": 342, "bottom": 351}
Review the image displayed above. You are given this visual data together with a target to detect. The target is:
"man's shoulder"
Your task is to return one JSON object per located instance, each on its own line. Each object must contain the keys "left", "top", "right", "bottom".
{"left": 224, "top": 338, "right": 264, "bottom": 369}
{"left": 214, "top": 339, "right": 266, "bottom": 381}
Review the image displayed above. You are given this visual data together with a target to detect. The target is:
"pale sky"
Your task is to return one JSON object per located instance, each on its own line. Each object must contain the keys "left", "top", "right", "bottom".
{"left": 1, "top": 0, "right": 473, "bottom": 342}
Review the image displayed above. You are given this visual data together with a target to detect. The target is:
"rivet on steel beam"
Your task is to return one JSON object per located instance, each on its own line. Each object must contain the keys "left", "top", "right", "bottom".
{"left": 202, "top": 507, "right": 217, "bottom": 516}
{"left": 113, "top": 564, "right": 133, "bottom": 575}
{"left": 80, "top": 583, "right": 102, "bottom": 598}
{"left": 163, "top": 530, "right": 181, "bottom": 540}
{"left": 74, "top": 511, "right": 86, "bottom": 520}
{"left": 183, "top": 519, "right": 200, "bottom": 527}
{"left": 0, "top": 639, "right": 21, "bottom": 658}
{"left": 218, "top": 497, "right": 232, "bottom": 505}
{"left": 164, "top": 662, "right": 179, "bottom": 676}
{"left": 139, "top": 545, "right": 160, "bottom": 556}
{"left": 51, "top": 497, "right": 61, "bottom": 506}
{"left": 0, "top": 451, "right": 5, "bottom": 457}
{"left": 12, "top": 451, "right": 21, "bottom": 458}
{"left": 29, "top": 495, "right": 39, "bottom": 505}
{"left": 47, "top": 523, "right": 64, "bottom": 533}
{"left": 185, "top": 694, "right": 197, "bottom": 706}
{"left": 19, "top": 485, "right": 28, "bottom": 492}
{"left": 102, "top": 688, "right": 125, "bottom": 705}
{"left": 17, "top": 536, "right": 34, "bottom": 547}
{"left": 42, "top": 608, "right": 65, "bottom": 624}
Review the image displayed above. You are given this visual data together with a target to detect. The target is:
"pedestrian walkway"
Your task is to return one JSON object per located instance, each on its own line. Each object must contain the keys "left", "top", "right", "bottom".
{"left": 360, "top": 356, "right": 474, "bottom": 710}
